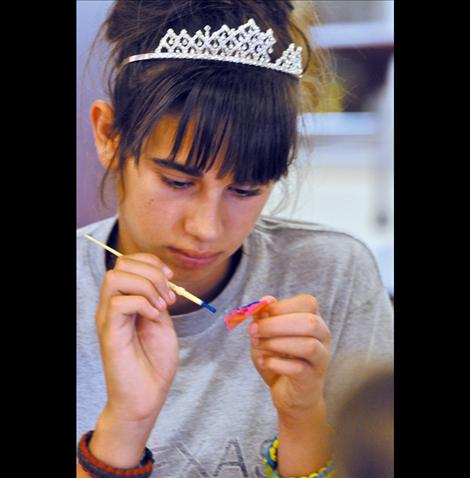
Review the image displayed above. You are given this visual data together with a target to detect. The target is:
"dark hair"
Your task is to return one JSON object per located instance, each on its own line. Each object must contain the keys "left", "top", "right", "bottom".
{"left": 334, "top": 367, "right": 394, "bottom": 478}
{"left": 94, "top": 0, "right": 331, "bottom": 203}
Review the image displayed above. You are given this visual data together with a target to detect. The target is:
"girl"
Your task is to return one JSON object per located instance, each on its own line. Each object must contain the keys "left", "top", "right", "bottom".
{"left": 77, "top": 1, "right": 393, "bottom": 477}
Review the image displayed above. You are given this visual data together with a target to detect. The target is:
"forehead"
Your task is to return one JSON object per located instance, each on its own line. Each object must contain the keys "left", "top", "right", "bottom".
{"left": 145, "top": 115, "right": 185, "bottom": 159}
{"left": 139, "top": 107, "right": 282, "bottom": 186}
{"left": 144, "top": 113, "right": 228, "bottom": 173}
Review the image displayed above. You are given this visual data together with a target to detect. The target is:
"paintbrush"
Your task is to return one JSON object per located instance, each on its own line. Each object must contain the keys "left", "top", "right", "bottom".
{"left": 84, "top": 234, "right": 217, "bottom": 314}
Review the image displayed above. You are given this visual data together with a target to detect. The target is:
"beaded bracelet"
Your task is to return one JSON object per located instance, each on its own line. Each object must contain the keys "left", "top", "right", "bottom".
{"left": 263, "top": 435, "right": 336, "bottom": 478}
{"left": 77, "top": 430, "right": 154, "bottom": 478}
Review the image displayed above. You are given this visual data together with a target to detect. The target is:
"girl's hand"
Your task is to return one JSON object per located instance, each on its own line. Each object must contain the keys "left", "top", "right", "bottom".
{"left": 249, "top": 295, "right": 331, "bottom": 418}
{"left": 95, "top": 253, "right": 179, "bottom": 423}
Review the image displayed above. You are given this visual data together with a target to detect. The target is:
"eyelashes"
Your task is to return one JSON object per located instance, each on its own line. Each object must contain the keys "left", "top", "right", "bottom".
{"left": 159, "top": 175, "right": 262, "bottom": 198}
{"left": 230, "top": 188, "right": 262, "bottom": 197}
{"left": 160, "top": 176, "right": 193, "bottom": 189}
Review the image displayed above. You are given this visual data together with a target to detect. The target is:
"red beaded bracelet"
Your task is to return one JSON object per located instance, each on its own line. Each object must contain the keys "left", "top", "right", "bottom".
{"left": 77, "top": 430, "right": 154, "bottom": 478}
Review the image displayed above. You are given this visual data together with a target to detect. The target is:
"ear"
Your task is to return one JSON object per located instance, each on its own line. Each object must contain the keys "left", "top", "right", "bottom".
{"left": 90, "top": 100, "right": 120, "bottom": 171}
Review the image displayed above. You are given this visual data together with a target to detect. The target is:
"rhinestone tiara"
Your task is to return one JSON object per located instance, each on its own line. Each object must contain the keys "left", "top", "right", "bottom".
{"left": 120, "top": 18, "right": 303, "bottom": 78}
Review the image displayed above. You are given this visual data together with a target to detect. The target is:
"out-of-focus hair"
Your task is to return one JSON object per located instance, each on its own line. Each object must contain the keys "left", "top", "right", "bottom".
{"left": 333, "top": 365, "right": 394, "bottom": 478}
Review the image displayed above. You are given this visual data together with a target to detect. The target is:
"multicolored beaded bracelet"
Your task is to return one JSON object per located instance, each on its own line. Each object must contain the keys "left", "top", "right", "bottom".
{"left": 263, "top": 435, "right": 336, "bottom": 478}
{"left": 77, "top": 430, "right": 154, "bottom": 478}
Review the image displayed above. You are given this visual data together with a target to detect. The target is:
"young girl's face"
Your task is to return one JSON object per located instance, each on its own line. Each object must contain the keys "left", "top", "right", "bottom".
{"left": 116, "top": 115, "right": 273, "bottom": 286}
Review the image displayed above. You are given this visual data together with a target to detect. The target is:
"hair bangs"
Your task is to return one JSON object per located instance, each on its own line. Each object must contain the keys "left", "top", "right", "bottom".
{"left": 165, "top": 65, "right": 299, "bottom": 185}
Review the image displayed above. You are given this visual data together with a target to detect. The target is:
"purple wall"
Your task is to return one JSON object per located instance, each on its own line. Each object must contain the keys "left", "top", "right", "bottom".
{"left": 77, "top": 1, "right": 116, "bottom": 228}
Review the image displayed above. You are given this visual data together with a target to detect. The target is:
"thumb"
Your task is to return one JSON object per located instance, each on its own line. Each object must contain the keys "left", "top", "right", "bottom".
{"left": 253, "top": 295, "right": 277, "bottom": 319}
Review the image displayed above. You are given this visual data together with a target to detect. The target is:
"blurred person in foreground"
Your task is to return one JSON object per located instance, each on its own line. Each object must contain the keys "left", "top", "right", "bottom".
{"left": 333, "top": 365, "right": 394, "bottom": 478}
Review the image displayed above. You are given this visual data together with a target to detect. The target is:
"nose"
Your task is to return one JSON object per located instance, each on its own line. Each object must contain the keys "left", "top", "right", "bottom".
{"left": 183, "top": 191, "right": 223, "bottom": 243}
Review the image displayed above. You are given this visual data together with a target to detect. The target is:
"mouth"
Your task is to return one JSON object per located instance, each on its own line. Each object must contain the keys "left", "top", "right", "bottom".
{"left": 167, "top": 247, "right": 222, "bottom": 269}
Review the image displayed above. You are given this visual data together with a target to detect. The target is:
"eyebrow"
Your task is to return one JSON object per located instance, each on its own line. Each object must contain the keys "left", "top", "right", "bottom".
{"left": 152, "top": 158, "right": 202, "bottom": 177}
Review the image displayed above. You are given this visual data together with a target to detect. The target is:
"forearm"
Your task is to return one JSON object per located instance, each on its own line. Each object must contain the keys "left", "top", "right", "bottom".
{"left": 277, "top": 400, "right": 333, "bottom": 477}
{"left": 88, "top": 405, "right": 158, "bottom": 469}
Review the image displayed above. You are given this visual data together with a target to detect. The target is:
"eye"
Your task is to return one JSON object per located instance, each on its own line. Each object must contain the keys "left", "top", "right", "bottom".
{"left": 160, "top": 175, "right": 194, "bottom": 189}
{"left": 229, "top": 187, "right": 262, "bottom": 198}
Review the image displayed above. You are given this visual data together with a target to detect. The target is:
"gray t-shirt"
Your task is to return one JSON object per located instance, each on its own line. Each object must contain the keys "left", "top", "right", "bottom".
{"left": 77, "top": 215, "right": 393, "bottom": 478}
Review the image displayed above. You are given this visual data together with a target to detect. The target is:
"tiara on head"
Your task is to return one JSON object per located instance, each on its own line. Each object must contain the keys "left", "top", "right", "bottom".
{"left": 120, "top": 18, "right": 303, "bottom": 78}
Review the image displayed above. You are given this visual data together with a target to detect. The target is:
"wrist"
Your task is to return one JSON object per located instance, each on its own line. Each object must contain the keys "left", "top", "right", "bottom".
{"left": 263, "top": 437, "right": 335, "bottom": 478}
{"left": 89, "top": 405, "right": 158, "bottom": 468}
{"left": 78, "top": 430, "right": 154, "bottom": 478}
{"left": 278, "top": 399, "right": 329, "bottom": 430}
{"left": 277, "top": 400, "right": 334, "bottom": 477}
{"left": 278, "top": 401, "right": 333, "bottom": 452}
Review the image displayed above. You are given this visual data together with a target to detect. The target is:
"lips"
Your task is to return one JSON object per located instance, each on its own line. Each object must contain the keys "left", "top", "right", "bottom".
{"left": 168, "top": 247, "right": 221, "bottom": 269}
{"left": 170, "top": 248, "right": 220, "bottom": 259}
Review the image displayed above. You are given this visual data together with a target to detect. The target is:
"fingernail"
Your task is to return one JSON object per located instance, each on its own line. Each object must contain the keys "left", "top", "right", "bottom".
{"left": 169, "top": 290, "right": 176, "bottom": 301}
{"left": 248, "top": 323, "right": 258, "bottom": 335}
{"left": 158, "top": 297, "right": 166, "bottom": 310}
{"left": 251, "top": 337, "right": 259, "bottom": 346}
{"left": 163, "top": 267, "right": 173, "bottom": 278}
{"left": 258, "top": 357, "right": 264, "bottom": 367}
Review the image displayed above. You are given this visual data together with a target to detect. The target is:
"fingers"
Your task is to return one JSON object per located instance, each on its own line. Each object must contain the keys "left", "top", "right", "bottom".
{"left": 116, "top": 255, "right": 175, "bottom": 303}
{"left": 101, "top": 255, "right": 176, "bottom": 310}
{"left": 257, "top": 355, "right": 312, "bottom": 379}
{"left": 260, "top": 294, "right": 319, "bottom": 317}
{"left": 251, "top": 313, "right": 331, "bottom": 343}
{"left": 99, "top": 295, "right": 162, "bottom": 341}
{"left": 249, "top": 294, "right": 330, "bottom": 372}
{"left": 119, "top": 253, "right": 174, "bottom": 280}
{"left": 252, "top": 336, "right": 329, "bottom": 370}
{"left": 101, "top": 270, "right": 168, "bottom": 313}
{"left": 258, "top": 295, "right": 277, "bottom": 305}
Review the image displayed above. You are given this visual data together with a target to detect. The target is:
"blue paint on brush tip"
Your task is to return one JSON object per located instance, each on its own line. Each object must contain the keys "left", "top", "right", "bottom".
{"left": 202, "top": 302, "right": 217, "bottom": 314}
